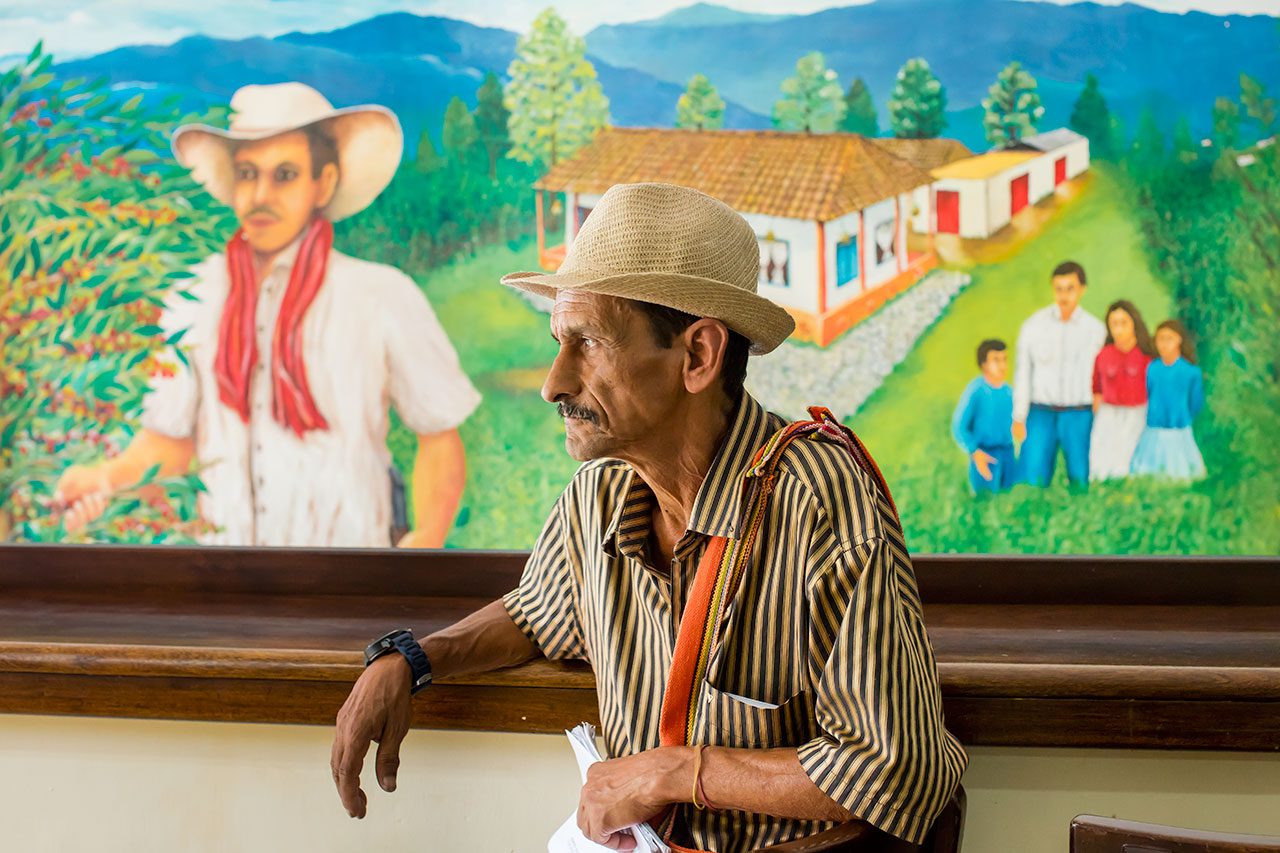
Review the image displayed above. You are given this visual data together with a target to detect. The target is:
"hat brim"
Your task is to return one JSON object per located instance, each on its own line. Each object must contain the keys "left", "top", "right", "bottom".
{"left": 502, "top": 268, "right": 796, "bottom": 355}
{"left": 171, "top": 105, "right": 403, "bottom": 222}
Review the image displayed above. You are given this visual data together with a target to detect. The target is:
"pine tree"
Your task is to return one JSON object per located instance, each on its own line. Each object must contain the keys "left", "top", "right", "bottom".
{"left": 1212, "top": 97, "right": 1241, "bottom": 151}
{"left": 772, "top": 52, "right": 846, "bottom": 134}
{"left": 1069, "top": 73, "right": 1114, "bottom": 159}
{"left": 839, "top": 77, "right": 878, "bottom": 136}
{"left": 1129, "top": 108, "right": 1166, "bottom": 177}
{"left": 982, "top": 62, "right": 1044, "bottom": 147}
{"left": 414, "top": 129, "right": 444, "bottom": 174}
{"left": 1171, "top": 118, "right": 1198, "bottom": 165}
{"left": 474, "top": 72, "right": 511, "bottom": 179}
{"left": 887, "top": 58, "right": 947, "bottom": 139}
{"left": 676, "top": 73, "right": 726, "bottom": 130}
{"left": 442, "top": 96, "right": 479, "bottom": 165}
{"left": 505, "top": 8, "right": 610, "bottom": 168}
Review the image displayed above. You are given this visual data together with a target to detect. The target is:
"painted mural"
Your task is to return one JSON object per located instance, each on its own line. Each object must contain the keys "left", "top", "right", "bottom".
{"left": 1, "top": 0, "right": 1277, "bottom": 555}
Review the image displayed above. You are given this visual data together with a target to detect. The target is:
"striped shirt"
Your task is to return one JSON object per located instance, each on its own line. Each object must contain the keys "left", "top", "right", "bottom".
{"left": 503, "top": 393, "right": 966, "bottom": 850}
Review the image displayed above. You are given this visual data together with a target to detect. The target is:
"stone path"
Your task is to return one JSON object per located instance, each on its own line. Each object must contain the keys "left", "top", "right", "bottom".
{"left": 746, "top": 269, "right": 973, "bottom": 420}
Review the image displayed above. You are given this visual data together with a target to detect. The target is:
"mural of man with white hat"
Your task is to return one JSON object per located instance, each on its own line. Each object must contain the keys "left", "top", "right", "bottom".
{"left": 54, "top": 82, "right": 480, "bottom": 548}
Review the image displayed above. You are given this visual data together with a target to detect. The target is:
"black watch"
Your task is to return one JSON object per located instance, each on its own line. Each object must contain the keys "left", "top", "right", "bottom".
{"left": 364, "top": 629, "right": 433, "bottom": 695}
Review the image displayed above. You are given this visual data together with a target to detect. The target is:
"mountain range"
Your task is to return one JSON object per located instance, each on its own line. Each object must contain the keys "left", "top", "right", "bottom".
{"left": 53, "top": 1, "right": 1280, "bottom": 155}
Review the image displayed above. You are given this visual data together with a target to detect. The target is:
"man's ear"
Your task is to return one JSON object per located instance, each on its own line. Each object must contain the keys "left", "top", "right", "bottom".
{"left": 315, "top": 162, "right": 340, "bottom": 210}
{"left": 682, "top": 318, "right": 730, "bottom": 396}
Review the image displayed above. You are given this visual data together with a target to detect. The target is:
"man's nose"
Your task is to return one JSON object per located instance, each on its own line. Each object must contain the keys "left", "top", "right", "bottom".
{"left": 252, "top": 174, "right": 273, "bottom": 207}
{"left": 541, "top": 347, "right": 580, "bottom": 405}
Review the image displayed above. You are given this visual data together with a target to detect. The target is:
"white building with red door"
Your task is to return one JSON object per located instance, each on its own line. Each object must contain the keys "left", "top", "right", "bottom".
{"left": 928, "top": 128, "right": 1090, "bottom": 239}
{"left": 531, "top": 128, "right": 939, "bottom": 347}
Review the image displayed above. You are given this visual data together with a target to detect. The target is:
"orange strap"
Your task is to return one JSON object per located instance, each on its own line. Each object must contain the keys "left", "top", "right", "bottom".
{"left": 651, "top": 407, "right": 895, "bottom": 851}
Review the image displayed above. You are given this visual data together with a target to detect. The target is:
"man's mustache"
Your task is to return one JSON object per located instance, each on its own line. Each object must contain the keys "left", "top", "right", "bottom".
{"left": 245, "top": 206, "right": 281, "bottom": 221}
{"left": 557, "top": 401, "right": 599, "bottom": 422}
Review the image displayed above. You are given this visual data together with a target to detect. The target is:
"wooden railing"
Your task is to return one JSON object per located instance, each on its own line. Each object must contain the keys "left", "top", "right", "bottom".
{"left": 1, "top": 545, "right": 1277, "bottom": 750}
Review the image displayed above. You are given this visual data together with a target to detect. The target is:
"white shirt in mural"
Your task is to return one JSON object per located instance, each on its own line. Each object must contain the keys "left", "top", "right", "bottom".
{"left": 141, "top": 238, "right": 481, "bottom": 547}
{"left": 1012, "top": 303, "right": 1107, "bottom": 422}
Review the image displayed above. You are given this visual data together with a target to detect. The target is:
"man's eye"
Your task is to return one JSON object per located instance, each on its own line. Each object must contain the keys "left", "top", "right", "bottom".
{"left": 235, "top": 166, "right": 255, "bottom": 181}
{"left": 276, "top": 166, "right": 298, "bottom": 182}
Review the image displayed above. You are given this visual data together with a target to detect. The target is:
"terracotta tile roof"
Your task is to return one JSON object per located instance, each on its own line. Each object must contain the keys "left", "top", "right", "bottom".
{"left": 536, "top": 128, "right": 934, "bottom": 222}
{"left": 871, "top": 137, "right": 974, "bottom": 172}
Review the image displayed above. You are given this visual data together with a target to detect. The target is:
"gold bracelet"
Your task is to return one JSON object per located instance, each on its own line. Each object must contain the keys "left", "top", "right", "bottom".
{"left": 691, "top": 744, "right": 707, "bottom": 810}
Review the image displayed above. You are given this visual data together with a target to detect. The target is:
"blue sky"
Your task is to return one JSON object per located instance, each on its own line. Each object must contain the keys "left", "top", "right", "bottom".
{"left": 2, "top": 0, "right": 1277, "bottom": 63}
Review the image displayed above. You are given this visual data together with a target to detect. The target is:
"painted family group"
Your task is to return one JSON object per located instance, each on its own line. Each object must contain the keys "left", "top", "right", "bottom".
{"left": 951, "top": 261, "right": 1206, "bottom": 494}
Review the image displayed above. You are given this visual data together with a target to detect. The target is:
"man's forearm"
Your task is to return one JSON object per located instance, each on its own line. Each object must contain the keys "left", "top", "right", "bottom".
{"left": 420, "top": 599, "right": 539, "bottom": 681}
{"left": 655, "top": 746, "right": 854, "bottom": 823}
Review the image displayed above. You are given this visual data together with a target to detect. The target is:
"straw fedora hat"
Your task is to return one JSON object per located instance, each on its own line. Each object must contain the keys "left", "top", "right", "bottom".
{"left": 502, "top": 183, "right": 796, "bottom": 354}
{"left": 171, "top": 82, "right": 403, "bottom": 222}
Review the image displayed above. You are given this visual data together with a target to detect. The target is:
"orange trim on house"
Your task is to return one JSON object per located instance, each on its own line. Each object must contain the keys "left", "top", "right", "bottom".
{"left": 540, "top": 244, "right": 567, "bottom": 270}
{"left": 816, "top": 220, "right": 827, "bottom": 316}
{"left": 785, "top": 252, "right": 937, "bottom": 347}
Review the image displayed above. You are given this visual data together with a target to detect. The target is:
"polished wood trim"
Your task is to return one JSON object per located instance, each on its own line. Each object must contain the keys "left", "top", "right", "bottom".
{"left": 1, "top": 545, "right": 1277, "bottom": 750}
{"left": 4, "top": 545, "right": 1277, "bottom": 604}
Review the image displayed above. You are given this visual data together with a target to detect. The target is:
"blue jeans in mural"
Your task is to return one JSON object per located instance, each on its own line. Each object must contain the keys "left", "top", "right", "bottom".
{"left": 1019, "top": 405, "right": 1092, "bottom": 488}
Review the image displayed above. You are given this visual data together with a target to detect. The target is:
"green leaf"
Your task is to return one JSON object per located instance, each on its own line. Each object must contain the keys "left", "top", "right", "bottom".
{"left": 139, "top": 463, "right": 161, "bottom": 486}
{"left": 135, "top": 324, "right": 165, "bottom": 337}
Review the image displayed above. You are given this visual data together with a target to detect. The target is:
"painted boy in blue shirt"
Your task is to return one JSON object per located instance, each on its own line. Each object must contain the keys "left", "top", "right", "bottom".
{"left": 952, "top": 339, "right": 1016, "bottom": 493}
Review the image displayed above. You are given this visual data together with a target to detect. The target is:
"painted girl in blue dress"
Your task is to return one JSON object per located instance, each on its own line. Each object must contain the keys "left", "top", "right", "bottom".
{"left": 1130, "top": 320, "right": 1206, "bottom": 480}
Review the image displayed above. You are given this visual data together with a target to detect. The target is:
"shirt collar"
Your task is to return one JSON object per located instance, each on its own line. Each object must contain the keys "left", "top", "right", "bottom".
{"left": 599, "top": 393, "right": 778, "bottom": 559}
{"left": 1045, "top": 303, "right": 1083, "bottom": 324}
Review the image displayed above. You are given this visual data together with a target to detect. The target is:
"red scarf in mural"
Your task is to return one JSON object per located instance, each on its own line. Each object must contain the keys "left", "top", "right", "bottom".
{"left": 215, "top": 216, "right": 333, "bottom": 436}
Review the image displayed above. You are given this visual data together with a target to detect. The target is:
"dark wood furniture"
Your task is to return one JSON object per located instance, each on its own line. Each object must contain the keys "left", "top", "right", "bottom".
{"left": 1, "top": 546, "right": 1277, "bottom": 751}
{"left": 1071, "top": 814, "right": 1280, "bottom": 852}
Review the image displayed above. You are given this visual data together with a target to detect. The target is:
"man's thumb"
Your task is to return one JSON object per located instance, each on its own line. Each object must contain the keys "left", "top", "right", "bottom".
{"left": 375, "top": 741, "right": 401, "bottom": 792}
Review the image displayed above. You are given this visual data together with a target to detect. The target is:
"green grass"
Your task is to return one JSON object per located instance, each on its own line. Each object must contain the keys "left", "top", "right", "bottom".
{"left": 383, "top": 240, "right": 580, "bottom": 549}
{"left": 850, "top": 166, "right": 1275, "bottom": 555}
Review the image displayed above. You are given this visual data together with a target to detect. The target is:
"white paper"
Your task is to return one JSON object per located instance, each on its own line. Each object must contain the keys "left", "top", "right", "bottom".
{"left": 723, "top": 691, "right": 780, "bottom": 710}
{"left": 548, "top": 724, "right": 670, "bottom": 853}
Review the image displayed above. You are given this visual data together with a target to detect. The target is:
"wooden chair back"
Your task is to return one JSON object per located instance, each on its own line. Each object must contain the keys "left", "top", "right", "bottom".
{"left": 1071, "top": 815, "right": 1280, "bottom": 853}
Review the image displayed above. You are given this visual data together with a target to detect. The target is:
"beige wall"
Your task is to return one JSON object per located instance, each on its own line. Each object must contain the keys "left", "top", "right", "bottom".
{"left": 2, "top": 713, "right": 1278, "bottom": 852}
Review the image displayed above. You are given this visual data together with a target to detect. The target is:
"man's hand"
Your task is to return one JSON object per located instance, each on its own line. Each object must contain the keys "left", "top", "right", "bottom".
{"left": 54, "top": 465, "right": 114, "bottom": 533}
{"left": 330, "top": 654, "right": 413, "bottom": 818}
{"left": 577, "top": 747, "right": 688, "bottom": 850}
{"left": 970, "top": 449, "right": 997, "bottom": 482}
{"left": 1012, "top": 421, "right": 1027, "bottom": 443}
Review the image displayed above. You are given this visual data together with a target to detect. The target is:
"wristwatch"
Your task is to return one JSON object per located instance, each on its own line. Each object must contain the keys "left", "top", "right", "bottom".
{"left": 364, "top": 629, "right": 433, "bottom": 695}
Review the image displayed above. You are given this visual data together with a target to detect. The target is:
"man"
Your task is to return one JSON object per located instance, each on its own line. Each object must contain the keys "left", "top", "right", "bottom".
{"left": 1012, "top": 261, "right": 1106, "bottom": 490}
{"left": 330, "top": 183, "right": 965, "bottom": 851}
{"left": 952, "top": 338, "right": 1015, "bottom": 494}
{"left": 54, "top": 82, "right": 479, "bottom": 547}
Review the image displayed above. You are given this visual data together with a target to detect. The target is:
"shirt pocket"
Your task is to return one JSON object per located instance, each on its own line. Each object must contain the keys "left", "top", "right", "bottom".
{"left": 699, "top": 680, "right": 811, "bottom": 749}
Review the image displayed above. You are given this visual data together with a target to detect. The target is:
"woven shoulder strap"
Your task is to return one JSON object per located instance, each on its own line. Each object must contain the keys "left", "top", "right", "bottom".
{"left": 653, "top": 407, "right": 895, "bottom": 851}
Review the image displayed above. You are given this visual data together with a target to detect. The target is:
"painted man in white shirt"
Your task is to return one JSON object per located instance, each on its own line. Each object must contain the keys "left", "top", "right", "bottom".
{"left": 54, "top": 83, "right": 480, "bottom": 547}
{"left": 1012, "top": 261, "right": 1107, "bottom": 489}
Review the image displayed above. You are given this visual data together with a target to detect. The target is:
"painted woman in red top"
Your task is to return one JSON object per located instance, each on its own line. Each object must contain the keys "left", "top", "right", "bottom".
{"left": 1089, "top": 300, "right": 1156, "bottom": 481}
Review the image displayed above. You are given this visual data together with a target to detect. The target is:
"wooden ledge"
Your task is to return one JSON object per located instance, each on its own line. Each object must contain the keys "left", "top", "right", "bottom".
{"left": 1, "top": 546, "right": 1277, "bottom": 750}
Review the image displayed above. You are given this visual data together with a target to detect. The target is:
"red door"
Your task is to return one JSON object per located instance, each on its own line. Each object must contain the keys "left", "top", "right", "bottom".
{"left": 1010, "top": 174, "right": 1029, "bottom": 216}
{"left": 936, "top": 190, "right": 960, "bottom": 234}
{"left": 1054, "top": 156, "right": 1067, "bottom": 185}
